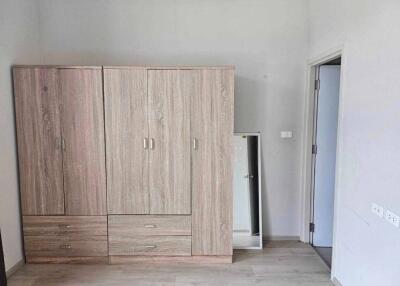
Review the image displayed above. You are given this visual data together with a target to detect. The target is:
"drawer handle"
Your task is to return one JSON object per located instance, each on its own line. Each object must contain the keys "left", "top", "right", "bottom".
{"left": 58, "top": 224, "right": 72, "bottom": 229}
{"left": 144, "top": 224, "right": 156, "bottom": 228}
{"left": 144, "top": 245, "right": 157, "bottom": 249}
{"left": 60, "top": 244, "right": 72, "bottom": 249}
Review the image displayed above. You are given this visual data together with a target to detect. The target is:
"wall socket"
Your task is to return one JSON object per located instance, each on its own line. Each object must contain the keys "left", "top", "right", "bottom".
{"left": 371, "top": 203, "right": 384, "bottom": 218}
{"left": 385, "top": 210, "right": 400, "bottom": 228}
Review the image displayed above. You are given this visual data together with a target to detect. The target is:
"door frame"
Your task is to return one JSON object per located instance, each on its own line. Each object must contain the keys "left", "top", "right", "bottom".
{"left": 299, "top": 47, "right": 346, "bottom": 278}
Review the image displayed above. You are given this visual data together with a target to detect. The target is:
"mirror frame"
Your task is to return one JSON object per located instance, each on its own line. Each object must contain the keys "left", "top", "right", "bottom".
{"left": 233, "top": 132, "right": 263, "bottom": 250}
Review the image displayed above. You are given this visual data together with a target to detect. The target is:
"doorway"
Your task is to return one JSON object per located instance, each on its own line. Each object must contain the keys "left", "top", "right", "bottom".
{"left": 310, "top": 57, "right": 341, "bottom": 268}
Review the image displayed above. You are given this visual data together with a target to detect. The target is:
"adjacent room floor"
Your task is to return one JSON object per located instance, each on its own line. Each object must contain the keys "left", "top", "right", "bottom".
{"left": 314, "top": 247, "right": 333, "bottom": 268}
{"left": 8, "top": 241, "right": 333, "bottom": 286}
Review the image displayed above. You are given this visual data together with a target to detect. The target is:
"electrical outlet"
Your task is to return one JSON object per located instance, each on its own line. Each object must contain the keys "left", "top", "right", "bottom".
{"left": 371, "top": 203, "right": 384, "bottom": 218}
{"left": 385, "top": 210, "right": 400, "bottom": 228}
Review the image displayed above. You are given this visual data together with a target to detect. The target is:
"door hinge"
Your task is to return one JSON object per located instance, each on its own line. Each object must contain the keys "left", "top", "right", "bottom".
{"left": 312, "top": 144, "right": 317, "bottom": 155}
{"left": 315, "top": 79, "right": 320, "bottom": 91}
{"left": 309, "top": 222, "right": 315, "bottom": 233}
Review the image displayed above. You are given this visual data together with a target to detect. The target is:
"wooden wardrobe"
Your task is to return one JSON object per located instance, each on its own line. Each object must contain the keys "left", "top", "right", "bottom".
{"left": 13, "top": 65, "right": 234, "bottom": 264}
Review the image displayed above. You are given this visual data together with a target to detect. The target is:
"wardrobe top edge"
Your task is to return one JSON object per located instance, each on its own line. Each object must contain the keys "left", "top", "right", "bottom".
{"left": 104, "top": 65, "right": 235, "bottom": 70}
{"left": 13, "top": 65, "right": 102, "bottom": 69}
{"left": 13, "top": 65, "right": 235, "bottom": 70}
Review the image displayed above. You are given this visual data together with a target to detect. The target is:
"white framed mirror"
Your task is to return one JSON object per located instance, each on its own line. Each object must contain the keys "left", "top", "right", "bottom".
{"left": 233, "top": 132, "right": 262, "bottom": 249}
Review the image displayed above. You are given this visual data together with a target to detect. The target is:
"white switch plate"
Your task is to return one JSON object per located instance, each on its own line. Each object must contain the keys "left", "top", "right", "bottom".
{"left": 371, "top": 203, "right": 384, "bottom": 218}
{"left": 385, "top": 210, "right": 400, "bottom": 228}
{"left": 280, "top": 131, "right": 293, "bottom": 138}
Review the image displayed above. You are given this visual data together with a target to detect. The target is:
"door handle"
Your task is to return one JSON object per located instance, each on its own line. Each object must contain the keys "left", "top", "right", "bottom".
{"left": 193, "top": 138, "right": 198, "bottom": 150}
{"left": 144, "top": 224, "right": 156, "bottom": 228}
{"left": 143, "top": 138, "right": 148, "bottom": 150}
{"left": 144, "top": 245, "right": 157, "bottom": 249}
{"left": 149, "top": 138, "right": 155, "bottom": 150}
{"left": 60, "top": 244, "right": 72, "bottom": 249}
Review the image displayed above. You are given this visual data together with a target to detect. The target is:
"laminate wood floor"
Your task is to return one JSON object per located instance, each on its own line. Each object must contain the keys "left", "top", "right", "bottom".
{"left": 8, "top": 241, "right": 333, "bottom": 286}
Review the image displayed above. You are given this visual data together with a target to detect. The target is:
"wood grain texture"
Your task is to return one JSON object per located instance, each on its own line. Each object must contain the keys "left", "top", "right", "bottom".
{"left": 104, "top": 68, "right": 149, "bottom": 214}
{"left": 59, "top": 69, "right": 107, "bottom": 215}
{"left": 109, "top": 235, "right": 191, "bottom": 256}
{"left": 11, "top": 242, "right": 333, "bottom": 285}
{"left": 147, "top": 70, "right": 191, "bottom": 214}
{"left": 109, "top": 255, "right": 232, "bottom": 264}
{"left": 13, "top": 68, "right": 64, "bottom": 215}
{"left": 24, "top": 235, "right": 108, "bottom": 257}
{"left": 26, "top": 256, "right": 108, "bottom": 264}
{"left": 13, "top": 65, "right": 102, "bottom": 69}
{"left": 108, "top": 215, "right": 191, "bottom": 236}
{"left": 191, "top": 69, "right": 234, "bottom": 255}
{"left": 23, "top": 216, "right": 107, "bottom": 236}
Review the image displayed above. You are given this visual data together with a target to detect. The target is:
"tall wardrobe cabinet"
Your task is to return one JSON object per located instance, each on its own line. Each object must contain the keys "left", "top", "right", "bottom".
{"left": 13, "top": 65, "right": 234, "bottom": 264}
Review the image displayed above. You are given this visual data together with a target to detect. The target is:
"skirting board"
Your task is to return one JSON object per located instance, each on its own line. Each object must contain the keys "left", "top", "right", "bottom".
{"left": 6, "top": 259, "right": 24, "bottom": 278}
{"left": 6, "top": 259, "right": 25, "bottom": 278}
{"left": 110, "top": 255, "right": 233, "bottom": 264}
{"left": 332, "top": 277, "right": 343, "bottom": 286}
{"left": 26, "top": 256, "right": 109, "bottom": 264}
{"left": 263, "top": 235, "right": 300, "bottom": 241}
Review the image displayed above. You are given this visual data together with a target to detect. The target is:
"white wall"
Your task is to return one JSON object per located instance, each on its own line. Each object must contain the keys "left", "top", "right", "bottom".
{"left": 0, "top": 0, "right": 41, "bottom": 271}
{"left": 37, "top": 0, "right": 309, "bottom": 237}
{"left": 309, "top": 1, "right": 400, "bottom": 285}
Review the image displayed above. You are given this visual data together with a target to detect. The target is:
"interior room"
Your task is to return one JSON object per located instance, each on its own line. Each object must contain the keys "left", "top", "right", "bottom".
{"left": 1, "top": 1, "right": 399, "bottom": 286}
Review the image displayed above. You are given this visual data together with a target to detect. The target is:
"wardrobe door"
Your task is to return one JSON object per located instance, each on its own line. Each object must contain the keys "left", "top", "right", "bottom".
{"left": 191, "top": 69, "right": 234, "bottom": 255}
{"left": 13, "top": 68, "right": 64, "bottom": 215}
{"left": 104, "top": 68, "right": 149, "bottom": 214}
{"left": 147, "top": 70, "right": 191, "bottom": 214}
{"left": 59, "top": 68, "right": 107, "bottom": 215}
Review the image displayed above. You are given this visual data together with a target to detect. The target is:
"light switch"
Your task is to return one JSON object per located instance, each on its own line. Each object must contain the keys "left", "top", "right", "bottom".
{"left": 280, "top": 131, "right": 293, "bottom": 138}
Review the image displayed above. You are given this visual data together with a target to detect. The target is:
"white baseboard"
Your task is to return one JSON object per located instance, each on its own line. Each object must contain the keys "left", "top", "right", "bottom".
{"left": 263, "top": 235, "right": 300, "bottom": 241}
{"left": 332, "top": 277, "right": 343, "bottom": 286}
{"left": 6, "top": 259, "right": 24, "bottom": 278}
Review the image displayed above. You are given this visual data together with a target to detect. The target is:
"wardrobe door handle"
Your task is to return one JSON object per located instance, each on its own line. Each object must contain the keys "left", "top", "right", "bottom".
{"left": 144, "top": 224, "right": 156, "bottom": 228}
{"left": 149, "top": 138, "right": 155, "bottom": 150}
{"left": 143, "top": 138, "right": 148, "bottom": 149}
{"left": 144, "top": 245, "right": 157, "bottom": 249}
{"left": 193, "top": 138, "right": 198, "bottom": 150}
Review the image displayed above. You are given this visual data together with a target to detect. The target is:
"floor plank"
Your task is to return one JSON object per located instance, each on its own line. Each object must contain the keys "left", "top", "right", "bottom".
{"left": 8, "top": 241, "right": 333, "bottom": 286}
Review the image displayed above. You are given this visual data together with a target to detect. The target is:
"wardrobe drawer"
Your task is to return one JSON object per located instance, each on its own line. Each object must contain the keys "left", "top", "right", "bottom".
{"left": 108, "top": 215, "right": 191, "bottom": 236}
{"left": 23, "top": 216, "right": 107, "bottom": 236}
{"left": 109, "top": 235, "right": 191, "bottom": 256}
{"left": 24, "top": 235, "right": 108, "bottom": 257}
